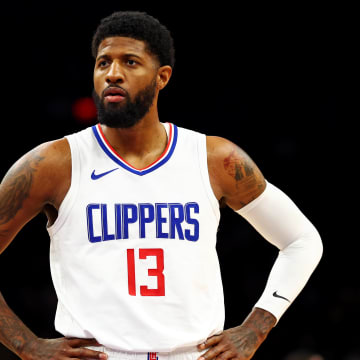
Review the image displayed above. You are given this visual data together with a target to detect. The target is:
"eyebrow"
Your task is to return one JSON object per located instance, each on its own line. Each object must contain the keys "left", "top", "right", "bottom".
{"left": 96, "top": 53, "right": 143, "bottom": 62}
{"left": 125, "top": 53, "right": 142, "bottom": 59}
{"left": 96, "top": 54, "right": 110, "bottom": 62}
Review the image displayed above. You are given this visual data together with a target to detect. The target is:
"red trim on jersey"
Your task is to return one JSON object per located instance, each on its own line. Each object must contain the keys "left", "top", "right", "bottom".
{"left": 96, "top": 123, "right": 173, "bottom": 171}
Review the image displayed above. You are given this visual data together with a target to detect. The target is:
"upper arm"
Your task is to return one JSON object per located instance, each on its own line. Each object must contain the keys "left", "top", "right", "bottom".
{"left": 0, "top": 138, "right": 71, "bottom": 254}
{"left": 207, "top": 136, "right": 266, "bottom": 211}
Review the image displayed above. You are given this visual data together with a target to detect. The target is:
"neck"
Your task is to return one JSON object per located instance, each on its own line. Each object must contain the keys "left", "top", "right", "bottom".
{"left": 100, "top": 109, "right": 168, "bottom": 167}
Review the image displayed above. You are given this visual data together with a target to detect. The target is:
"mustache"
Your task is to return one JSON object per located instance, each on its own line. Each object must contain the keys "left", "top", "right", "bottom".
{"left": 101, "top": 85, "right": 128, "bottom": 99}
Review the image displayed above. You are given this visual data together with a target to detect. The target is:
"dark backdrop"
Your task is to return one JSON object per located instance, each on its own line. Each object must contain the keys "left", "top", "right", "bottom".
{"left": 0, "top": 2, "right": 356, "bottom": 359}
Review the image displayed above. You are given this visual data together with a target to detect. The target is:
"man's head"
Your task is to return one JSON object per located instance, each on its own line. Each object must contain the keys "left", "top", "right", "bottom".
{"left": 91, "top": 11, "right": 175, "bottom": 128}
{"left": 92, "top": 11, "right": 175, "bottom": 68}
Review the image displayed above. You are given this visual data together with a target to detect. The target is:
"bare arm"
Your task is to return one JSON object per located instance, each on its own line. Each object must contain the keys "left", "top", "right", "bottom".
{"left": 206, "top": 136, "right": 266, "bottom": 211}
{"left": 198, "top": 308, "right": 275, "bottom": 360}
{"left": 0, "top": 146, "right": 47, "bottom": 252}
{"left": 201, "top": 136, "right": 277, "bottom": 359}
{"left": 0, "top": 140, "right": 107, "bottom": 359}
{"left": 0, "top": 291, "right": 39, "bottom": 358}
{"left": 203, "top": 135, "right": 321, "bottom": 360}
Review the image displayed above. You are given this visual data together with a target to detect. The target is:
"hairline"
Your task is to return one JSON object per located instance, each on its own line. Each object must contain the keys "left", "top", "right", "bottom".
{"left": 94, "top": 35, "right": 162, "bottom": 67}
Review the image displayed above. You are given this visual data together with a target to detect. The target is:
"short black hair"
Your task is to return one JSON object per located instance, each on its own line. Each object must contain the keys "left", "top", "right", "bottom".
{"left": 92, "top": 11, "right": 175, "bottom": 68}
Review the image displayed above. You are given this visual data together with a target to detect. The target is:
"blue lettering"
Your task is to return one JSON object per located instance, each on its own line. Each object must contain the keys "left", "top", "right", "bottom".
{"left": 139, "top": 203, "right": 155, "bottom": 238}
{"left": 122, "top": 204, "right": 138, "bottom": 239}
{"left": 184, "top": 202, "right": 200, "bottom": 241}
{"left": 101, "top": 204, "right": 115, "bottom": 241}
{"left": 156, "top": 203, "right": 168, "bottom": 239}
{"left": 86, "top": 202, "right": 200, "bottom": 242}
{"left": 115, "top": 204, "right": 122, "bottom": 239}
{"left": 169, "top": 203, "right": 184, "bottom": 240}
{"left": 86, "top": 204, "right": 101, "bottom": 243}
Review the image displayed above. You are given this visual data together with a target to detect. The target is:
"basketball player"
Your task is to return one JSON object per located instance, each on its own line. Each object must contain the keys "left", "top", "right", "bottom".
{"left": 0, "top": 11, "right": 322, "bottom": 360}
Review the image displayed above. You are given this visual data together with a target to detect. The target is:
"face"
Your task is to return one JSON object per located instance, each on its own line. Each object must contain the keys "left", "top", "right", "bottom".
{"left": 93, "top": 36, "right": 169, "bottom": 128}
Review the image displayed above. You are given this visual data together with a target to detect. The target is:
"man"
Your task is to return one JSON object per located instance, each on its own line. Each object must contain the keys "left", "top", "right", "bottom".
{"left": 0, "top": 11, "right": 322, "bottom": 360}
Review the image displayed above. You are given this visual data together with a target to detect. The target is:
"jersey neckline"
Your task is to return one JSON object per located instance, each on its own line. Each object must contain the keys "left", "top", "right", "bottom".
{"left": 91, "top": 123, "right": 178, "bottom": 176}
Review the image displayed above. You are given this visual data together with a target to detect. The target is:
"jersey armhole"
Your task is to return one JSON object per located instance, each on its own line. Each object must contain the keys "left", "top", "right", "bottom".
{"left": 47, "top": 134, "right": 81, "bottom": 236}
{"left": 197, "top": 134, "right": 220, "bottom": 222}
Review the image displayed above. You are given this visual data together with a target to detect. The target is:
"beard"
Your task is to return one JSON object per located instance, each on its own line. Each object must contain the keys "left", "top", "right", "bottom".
{"left": 93, "top": 77, "right": 157, "bottom": 129}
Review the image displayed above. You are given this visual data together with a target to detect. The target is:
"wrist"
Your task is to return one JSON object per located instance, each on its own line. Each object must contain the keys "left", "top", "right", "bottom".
{"left": 19, "top": 336, "right": 42, "bottom": 360}
{"left": 242, "top": 307, "right": 276, "bottom": 341}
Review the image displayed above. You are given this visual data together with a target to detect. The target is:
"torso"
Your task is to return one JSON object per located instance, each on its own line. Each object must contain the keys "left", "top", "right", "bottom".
{"left": 46, "top": 122, "right": 224, "bottom": 351}
{"left": 44, "top": 126, "right": 264, "bottom": 225}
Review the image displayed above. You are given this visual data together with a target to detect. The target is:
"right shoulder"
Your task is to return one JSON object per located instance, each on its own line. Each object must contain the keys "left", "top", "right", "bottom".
{"left": 14, "top": 137, "right": 71, "bottom": 180}
{"left": 35, "top": 137, "right": 71, "bottom": 173}
{"left": 0, "top": 138, "right": 71, "bottom": 253}
{"left": 0, "top": 137, "right": 71, "bottom": 213}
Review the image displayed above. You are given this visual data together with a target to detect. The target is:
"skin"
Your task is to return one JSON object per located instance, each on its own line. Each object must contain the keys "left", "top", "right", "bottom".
{"left": 93, "top": 37, "right": 172, "bottom": 168}
{"left": 0, "top": 36, "right": 275, "bottom": 360}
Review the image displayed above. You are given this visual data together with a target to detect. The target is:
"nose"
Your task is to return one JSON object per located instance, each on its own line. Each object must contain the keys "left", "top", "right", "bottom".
{"left": 106, "top": 61, "right": 125, "bottom": 84}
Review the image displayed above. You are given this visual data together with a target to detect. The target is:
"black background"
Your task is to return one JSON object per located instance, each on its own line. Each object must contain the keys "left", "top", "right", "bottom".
{"left": 0, "top": 2, "right": 357, "bottom": 359}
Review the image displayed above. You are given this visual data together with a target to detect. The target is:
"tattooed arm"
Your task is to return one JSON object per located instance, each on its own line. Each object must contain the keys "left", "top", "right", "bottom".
{"left": 206, "top": 136, "right": 266, "bottom": 211}
{"left": 0, "top": 140, "right": 107, "bottom": 359}
{"left": 203, "top": 136, "right": 276, "bottom": 360}
{"left": 198, "top": 308, "right": 275, "bottom": 360}
{"left": 205, "top": 135, "right": 322, "bottom": 359}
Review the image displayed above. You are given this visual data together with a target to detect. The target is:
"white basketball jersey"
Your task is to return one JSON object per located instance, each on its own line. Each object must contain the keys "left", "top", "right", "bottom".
{"left": 47, "top": 122, "right": 224, "bottom": 352}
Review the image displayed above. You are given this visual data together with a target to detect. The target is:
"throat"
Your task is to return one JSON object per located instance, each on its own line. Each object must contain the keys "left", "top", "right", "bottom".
{"left": 100, "top": 122, "right": 169, "bottom": 170}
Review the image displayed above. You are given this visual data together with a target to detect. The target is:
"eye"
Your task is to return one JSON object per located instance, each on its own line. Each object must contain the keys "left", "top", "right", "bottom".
{"left": 127, "top": 59, "right": 137, "bottom": 66}
{"left": 98, "top": 60, "right": 109, "bottom": 68}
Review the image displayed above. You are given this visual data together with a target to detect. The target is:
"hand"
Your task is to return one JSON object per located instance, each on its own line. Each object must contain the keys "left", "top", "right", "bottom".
{"left": 197, "top": 308, "right": 276, "bottom": 360}
{"left": 197, "top": 326, "right": 260, "bottom": 360}
{"left": 21, "top": 337, "right": 108, "bottom": 360}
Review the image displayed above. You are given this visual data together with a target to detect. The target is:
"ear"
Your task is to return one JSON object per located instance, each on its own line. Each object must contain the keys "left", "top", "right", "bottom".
{"left": 156, "top": 65, "right": 172, "bottom": 90}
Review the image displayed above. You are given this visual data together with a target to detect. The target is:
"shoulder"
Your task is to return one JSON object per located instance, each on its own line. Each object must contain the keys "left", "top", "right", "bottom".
{"left": 206, "top": 136, "right": 241, "bottom": 161}
{"left": 37, "top": 137, "right": 71, "bottom": 168}
{"left": 9, "top": 137, "right": 71, "bottom": 178}
{"left": 206, "top": 136, "right": 266, "bottom": 210}
{"left": 0, "top": 138, "right": 71, "bottom": 252}
{"left": 1, "top": 137, "right": 71, "bottom": 209}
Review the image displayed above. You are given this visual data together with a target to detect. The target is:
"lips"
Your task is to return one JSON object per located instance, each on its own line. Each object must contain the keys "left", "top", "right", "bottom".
{"left": 104, "top": 87, "right": 127, "bottom": 97}
{"left": 103, "top": 87, "right": 127, "bottom": 103}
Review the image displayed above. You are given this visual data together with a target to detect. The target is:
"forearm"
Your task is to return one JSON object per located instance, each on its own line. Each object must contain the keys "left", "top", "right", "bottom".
{"left": 228, "top": 307, "right": 276, "bottom": 355}
{"left": 198, "top": 308, "right": 276, "bottom": 360}
{"left": 240, "top": 307, "right": 276, "bottom": 342}
{"left": 236, "top": 181, "right": 323, "bottom": 321}
{"left": 254, "top": 233, "right": 322, "bottom": 321}
{"left": 0, "top": 290, "right": 38, "bottom": 358}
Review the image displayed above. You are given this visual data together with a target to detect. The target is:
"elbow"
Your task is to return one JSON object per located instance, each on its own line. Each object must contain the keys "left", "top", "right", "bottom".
{"left": 312, "top": 228, "right": 323, "bottom": 266}
{"left": 298, "top": 226, "right": 323, "bottom": 268}
{"left": 282, "top": 226, "right": 323, "bottom": 270}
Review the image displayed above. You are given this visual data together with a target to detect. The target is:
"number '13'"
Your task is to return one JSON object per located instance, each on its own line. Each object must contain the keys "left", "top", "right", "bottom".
{"left": 127, "top": 248, "right": 165, "bottom": 296}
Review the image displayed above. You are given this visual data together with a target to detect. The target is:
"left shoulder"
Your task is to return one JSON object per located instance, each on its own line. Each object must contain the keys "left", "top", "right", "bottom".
{"left": 206, "top": 136, "right": 266, "bottom": 210}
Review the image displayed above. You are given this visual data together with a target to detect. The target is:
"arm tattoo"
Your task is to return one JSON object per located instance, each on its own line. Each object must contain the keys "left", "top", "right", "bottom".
{"left": 0, "top": 154, "right": 45, "bottom": 355}
{"left": 229, "top": 329, "right": 258, "bottom": 357}
{"left": 224, "top": 150, "right": 254, "bottom": 182}
{"left": 0, "top": 292, "right": 37, "bottom": 356}
{"left": 223, "top": 149, "right": 265, "bottom": 205}
{"left": 247, "top": 308, "right": 277, "bottom": 337}
{"left": 227, "top": 308, "right": 276, "bottom": 357}
{"left": 0, "top": 153, "right": 44, "bottom": 225}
